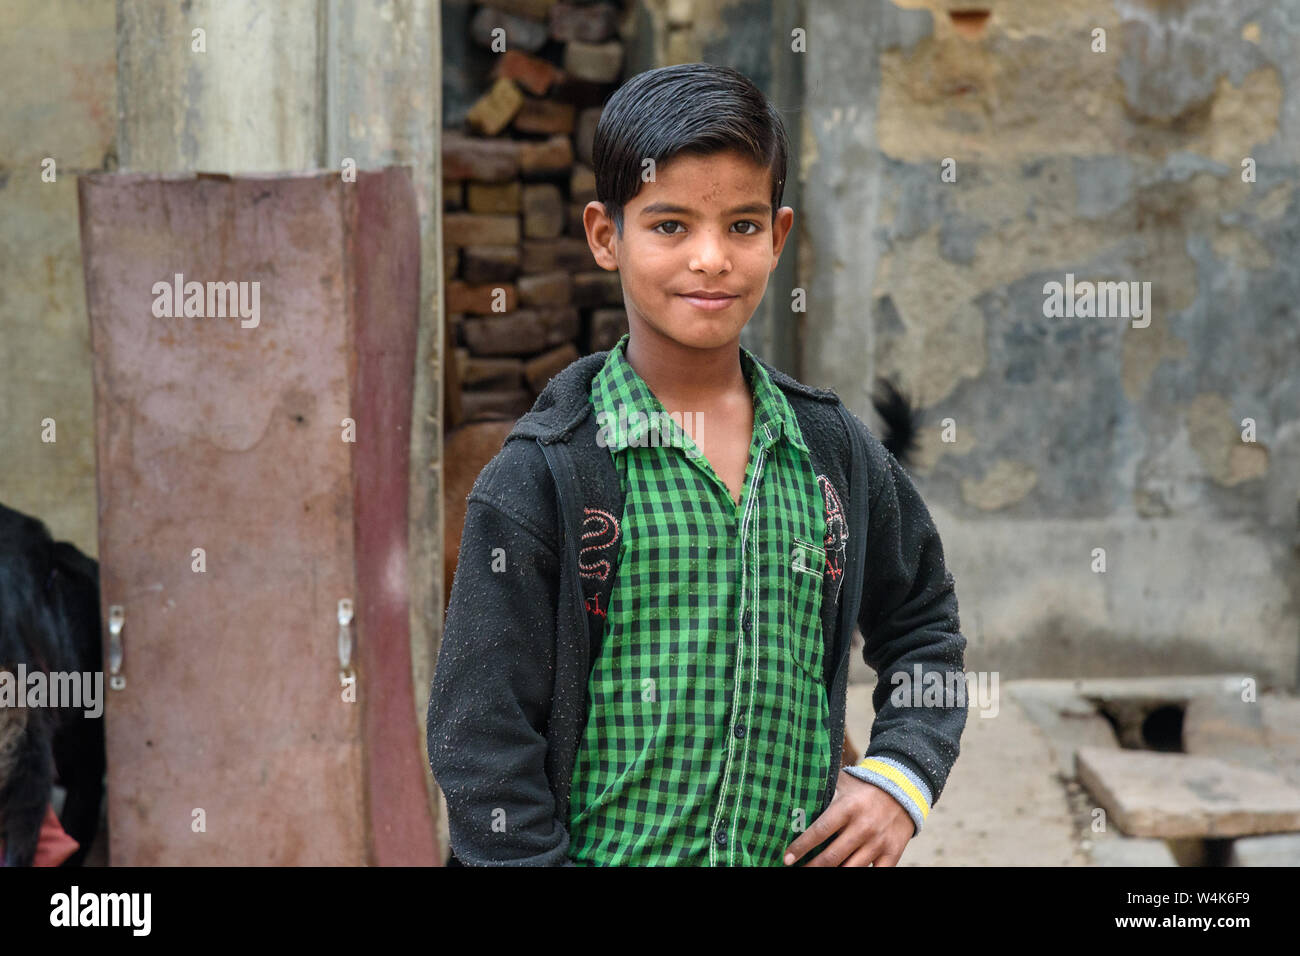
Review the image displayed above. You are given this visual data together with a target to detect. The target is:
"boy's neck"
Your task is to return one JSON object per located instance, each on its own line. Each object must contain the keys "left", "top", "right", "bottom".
{"left": 623, "top": 325, "right": 750, "bottom": 411}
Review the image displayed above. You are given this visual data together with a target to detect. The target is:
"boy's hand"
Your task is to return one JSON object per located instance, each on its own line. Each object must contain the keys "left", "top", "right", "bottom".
{"left": 782, "top": 770, "right": 913, "bottom": 867}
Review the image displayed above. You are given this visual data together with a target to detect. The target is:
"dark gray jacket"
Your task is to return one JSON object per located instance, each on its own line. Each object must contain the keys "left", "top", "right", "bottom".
{"left": 427, "top": 348, "right": 967, "bottom": 865}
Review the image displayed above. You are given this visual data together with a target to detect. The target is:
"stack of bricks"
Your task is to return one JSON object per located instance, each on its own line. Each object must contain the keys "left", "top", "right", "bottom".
{"left": 443, "top": 0, "right": 632, "bottom": 426}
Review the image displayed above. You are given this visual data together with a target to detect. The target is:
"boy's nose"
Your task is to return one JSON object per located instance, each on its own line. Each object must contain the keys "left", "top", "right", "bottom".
{"left": 687, "top": 231, "right": 731, "bottom": 274}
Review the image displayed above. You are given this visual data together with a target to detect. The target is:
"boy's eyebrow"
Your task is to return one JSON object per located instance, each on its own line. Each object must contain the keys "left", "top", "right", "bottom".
{"left": 638, "top": 201, "right": 772, "bottom": 217}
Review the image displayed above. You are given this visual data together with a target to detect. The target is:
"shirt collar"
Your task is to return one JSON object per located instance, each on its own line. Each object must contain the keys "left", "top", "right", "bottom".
{"left": 589, "top": 333, "right": 809, "bottom": 457}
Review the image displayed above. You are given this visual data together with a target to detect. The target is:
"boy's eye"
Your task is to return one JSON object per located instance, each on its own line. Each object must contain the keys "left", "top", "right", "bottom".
{"left": 652, "top": 220, "right": 763, "bottom": 236}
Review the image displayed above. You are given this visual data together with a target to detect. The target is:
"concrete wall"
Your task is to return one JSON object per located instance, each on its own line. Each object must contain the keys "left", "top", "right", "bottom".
{"left": 0, "top": 0, "right": 117, "bottom": 551}
{"left": 800, "top": 0, "right": 1300, "bottom": 687}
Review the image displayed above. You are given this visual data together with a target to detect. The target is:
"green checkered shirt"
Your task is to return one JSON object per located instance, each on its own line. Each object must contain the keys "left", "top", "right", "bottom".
{"left": 568, "top": 333, "right": 832, "bottom": 865}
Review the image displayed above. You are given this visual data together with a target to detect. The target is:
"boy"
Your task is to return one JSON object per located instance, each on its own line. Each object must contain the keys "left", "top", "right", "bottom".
{"left": 427, "top": 62, "right": 967, "bottom": 866}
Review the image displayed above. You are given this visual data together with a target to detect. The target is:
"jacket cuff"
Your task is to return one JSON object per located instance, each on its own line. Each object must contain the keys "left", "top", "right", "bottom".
{"left": 842, "top": 751, "right": 933, "bottom": 837}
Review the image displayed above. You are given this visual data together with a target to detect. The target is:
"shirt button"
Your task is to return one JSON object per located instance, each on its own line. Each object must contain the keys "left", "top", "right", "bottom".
{"left": 742, "top": 617, "right": 752, "bottom": 636}
{"left": 733, "top": 723, "right": 746, "bottom": 738}
{"left": 715, "top": 829, "right": 728, "bottom": 847}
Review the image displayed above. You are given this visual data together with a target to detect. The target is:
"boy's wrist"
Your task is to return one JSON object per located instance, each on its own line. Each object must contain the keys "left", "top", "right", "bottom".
{"left": 842, "top": 752, "right": 933, "bottom": 837}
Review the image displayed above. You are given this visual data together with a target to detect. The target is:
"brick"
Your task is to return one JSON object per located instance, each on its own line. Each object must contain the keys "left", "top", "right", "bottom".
{"left": 444, "top": 178, "right": 464, "bottom": 211}
{"left": 462, "top": 307, "right": 581, "bottom": 356}
{"left": 512, "top": 97, "right": 576, "bottom": 135}
{"left": 566, "top": 203, "right": 587, "bottom": 239}
{"left": 519, "top": 135, "right": 574, "bottom": 175}
{"left": 524, "top": 343, "right": 581, "bottom": 393}
{"left": 443, "top": 245, "right": 459, "bottom": 280}
{"left": 448, "top": 313, "right": 467, "bottom": 348}
{"left": 517, "top": 271, "right": 572, "bottom": 307}
{"left": 575, "top": 107, "right": 601, "bottom": 165}
{"left": 467, "top": 77, "right": 525, "bottom": 136}
{"left": 492, "top": 50, "right": 565, "bottom": 96}
{"left": 589, "top": 307, "right": 628, "bottom": 351}
{"left": 466, "top": 180, "right": 522, "bottom": 214}
{"left": 521, "top": 237, "right": 595, "bottom": 272}
{"left": 453, "top": 346, "right": 471, "bottom": 381}
{"left": 471, "top": 6, "right": 548, "bottom": 53}
{"left": 446, "top": 280, "right": 518, "bottom": 315}
{"left": 549, "top": 2, "right": 619, "bottom": 43}
{"left": 570, "top": 164, "right": 597, "bottom": 203}
{"left": 460, "top": 388, "right": 534, "bottom": 420}
{"left": 523, "top": 184, "right": 565, "bottom": 238}
{"left": 443, "top": 213, "right": 520, "bottom": 247}
{"left": 572, "top": 270, "right": 622, "bottom": 308}
{"left": 462, "top": 245, "right": 521, "bottom": 284}
{"left": 562, "top": 40, "right": 623, "bottom": 84}
{"left": 462, "top": 355, "right": 526, "bottom": 389}
{"left": 488, "top": 0, "right": 559, "bottom": 19}
{"left": 554, "top": 73, "right": 611, "bottom": 109}
{"left": 442, "top": 132, "right": 520, "bottom": 182}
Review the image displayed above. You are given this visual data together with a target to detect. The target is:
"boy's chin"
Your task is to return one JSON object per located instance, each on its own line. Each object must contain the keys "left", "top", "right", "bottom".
{"left": 642, "top": 311, "right": 751, "bottom": 351}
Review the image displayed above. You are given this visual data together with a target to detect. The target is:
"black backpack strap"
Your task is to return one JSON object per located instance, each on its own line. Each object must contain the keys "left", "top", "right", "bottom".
{"left": 832, "top": 402, "right": 870, "bottom": 659}
{"left": 537, "top": 412, "right": 624, "bottom": 677}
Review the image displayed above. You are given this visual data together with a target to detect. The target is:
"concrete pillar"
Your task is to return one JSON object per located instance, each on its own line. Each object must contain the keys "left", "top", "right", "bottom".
{"left": 115, "top": 0, "right": 448, "bottom": 848}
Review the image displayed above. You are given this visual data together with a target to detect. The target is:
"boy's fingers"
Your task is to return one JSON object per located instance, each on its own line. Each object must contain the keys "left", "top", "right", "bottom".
{"left": 804, "top": 827, "right": 873, "bottom": 867}
{"left": 783, "top": 800, "right": 850, "bottom": 864}
{"left": 843, "top": 842, "right": 881, "bottom": 868}
{"left": 873, "top": 846, "right": 904, "bottom": 867}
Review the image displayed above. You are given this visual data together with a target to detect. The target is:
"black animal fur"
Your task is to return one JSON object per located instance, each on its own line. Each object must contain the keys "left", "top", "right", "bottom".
{"left": 874, "top": 377, "right": 922, "bottom": 469}
{"left": 0, "top": 503, "right": 105, "bottom": 867}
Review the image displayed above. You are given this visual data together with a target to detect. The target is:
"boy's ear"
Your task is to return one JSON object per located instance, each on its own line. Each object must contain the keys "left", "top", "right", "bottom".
{"left": 583, "top": 201, "right": 620, "bottom": 271}
{"left": 770, "top": 205, "right": 795, "bottom": 270}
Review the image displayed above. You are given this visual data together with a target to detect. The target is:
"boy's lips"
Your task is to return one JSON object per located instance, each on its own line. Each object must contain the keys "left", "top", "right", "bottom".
{"left": 678, "top": 290, "right": 740, "bottom": 311}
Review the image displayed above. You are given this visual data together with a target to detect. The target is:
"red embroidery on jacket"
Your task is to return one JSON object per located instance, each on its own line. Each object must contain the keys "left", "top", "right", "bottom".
{"left": 818, "top": 474, "right": 848, "bottom": 606}
{"left": 578, "top": 507, "right": 620, "bottom": 582}
{"left": 584, "top": 593, "right": 608, "bottom": 619}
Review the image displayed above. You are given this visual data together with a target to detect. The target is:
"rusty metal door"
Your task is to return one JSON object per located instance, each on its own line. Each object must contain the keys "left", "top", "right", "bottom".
{"left": 78, "top": 168, "right": 436, "bottom": 864}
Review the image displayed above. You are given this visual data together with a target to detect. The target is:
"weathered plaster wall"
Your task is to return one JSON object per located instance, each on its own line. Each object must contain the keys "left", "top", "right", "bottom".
{"left": 802, "top": 0, "right": 1300, "bottom": 686}
{"left": 0, "top": 0, "right": 117, "bottom": 552}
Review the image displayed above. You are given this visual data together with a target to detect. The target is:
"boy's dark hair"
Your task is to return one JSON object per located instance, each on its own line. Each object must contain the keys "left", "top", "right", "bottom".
{"left": 592, "top": 62, "right": 790, "bottom": 237}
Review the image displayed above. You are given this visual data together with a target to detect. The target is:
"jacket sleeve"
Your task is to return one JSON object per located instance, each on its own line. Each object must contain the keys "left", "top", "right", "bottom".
{"left": 426, "top": 443, "right": 577, "bottom": 866}
{"left": 840, "top": 415, "right": 968, "bottom": 837}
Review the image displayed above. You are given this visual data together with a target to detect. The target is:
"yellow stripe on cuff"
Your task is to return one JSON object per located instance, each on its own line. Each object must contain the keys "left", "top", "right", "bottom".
{"left": 856, "top": 757, "right": 931, "bottom": 819}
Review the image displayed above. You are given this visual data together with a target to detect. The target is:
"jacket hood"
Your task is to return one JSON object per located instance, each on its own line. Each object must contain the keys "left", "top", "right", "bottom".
{"left": 507, "top": 347, "right": 842, "bottom": 446}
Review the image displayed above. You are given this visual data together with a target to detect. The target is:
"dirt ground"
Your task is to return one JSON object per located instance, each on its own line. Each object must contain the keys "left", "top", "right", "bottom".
{"left": 844, "top": 676, "right": 1092, "bottom": 866}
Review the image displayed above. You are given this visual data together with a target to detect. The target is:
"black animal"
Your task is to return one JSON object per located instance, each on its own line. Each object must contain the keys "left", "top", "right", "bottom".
{"left": 0, "top": 503, "right": 106, "bottom": 866}
{"left": 874, "top": 377, "right": 922, "bottom": 468}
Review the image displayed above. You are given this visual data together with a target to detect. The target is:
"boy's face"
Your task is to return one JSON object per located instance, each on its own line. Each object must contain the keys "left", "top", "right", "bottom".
{"left": 584, "top": 149, "right": 794, "bottom": 353}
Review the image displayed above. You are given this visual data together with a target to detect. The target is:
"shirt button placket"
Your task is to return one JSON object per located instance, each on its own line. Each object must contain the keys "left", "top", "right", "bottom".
{"left": 731, "top": 466, "right": 762, "bottom": 865}
{"left": 734, "top": 614, "right": 753, "bottom": 740}
{"left": 715, "top": 444, "right": 764, "bottom": 866}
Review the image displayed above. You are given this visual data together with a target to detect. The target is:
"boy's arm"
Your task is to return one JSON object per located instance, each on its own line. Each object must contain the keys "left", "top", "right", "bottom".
{"left": 426, "top": 444, "right": 576, "bottom": 866}
{"left": 840, "top": 417, "right": 968, "bottom": 837}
